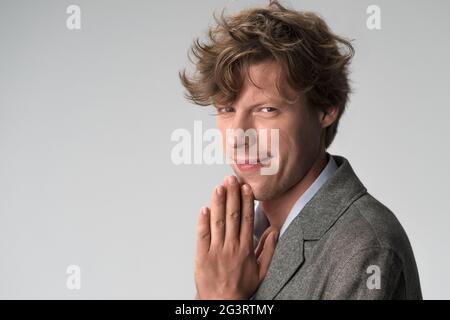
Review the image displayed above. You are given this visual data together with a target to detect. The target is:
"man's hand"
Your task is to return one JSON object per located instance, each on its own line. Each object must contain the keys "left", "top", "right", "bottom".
{"left": 194, "top": 175, "right": 279, "bottom": 300}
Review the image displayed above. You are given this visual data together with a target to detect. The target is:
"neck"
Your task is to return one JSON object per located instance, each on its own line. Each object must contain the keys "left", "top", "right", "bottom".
{"left": 261, "top": 151, "right": 328, "bottom": 231}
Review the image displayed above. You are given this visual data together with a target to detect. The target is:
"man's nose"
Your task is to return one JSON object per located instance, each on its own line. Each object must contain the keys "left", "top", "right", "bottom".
{"left": 226, "top": 113, "right": 257, "bottom": 150}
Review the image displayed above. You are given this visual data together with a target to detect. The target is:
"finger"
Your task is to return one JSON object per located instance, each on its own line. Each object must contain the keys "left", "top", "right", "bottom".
{"left": 196, "top": 207, "right": 211, "bottom": 256}
{"left": 257, "top": 230, "right": 278, "bottom": 282}
{"left": 239, "top": 183, "right": 255, "bottom": 250}
{"left": 210, "top": 184, "right": 226, "bottom": 248}
{"left": 254, "top": 226, "right": 276, "bottom": 258}
{"left": 224, "top": 175, "right": 241, "bottom": 244}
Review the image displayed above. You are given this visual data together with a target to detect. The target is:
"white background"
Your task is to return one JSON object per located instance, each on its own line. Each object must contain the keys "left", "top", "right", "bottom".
{"left": 1, "top": 0, "right": 449, "bottom": 299}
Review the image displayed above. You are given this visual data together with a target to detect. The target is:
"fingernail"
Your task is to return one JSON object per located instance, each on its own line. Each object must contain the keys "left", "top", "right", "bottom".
{"left": 242, "top": 184, "right": 251, "bottom": 195}
{"left": 201, "top": 207, "right": 209, "bottom": 215}
{"left": 216, "top": 185, "right": 224, "bottom": 195}
{"left": 227, "top": 175, "right": 237, "bottom": 185}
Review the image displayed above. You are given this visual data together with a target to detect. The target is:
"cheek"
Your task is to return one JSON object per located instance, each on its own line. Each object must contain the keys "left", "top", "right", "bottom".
{"left": 279, "top": 127, "right": 304, "bottom": 156}
{"left": 216, "top": 118, "right": 227, "bottom": 137}
{"left": 278, "top": 121, "right": 320, "bottom": 163}
{"left": 217, "top": 125, "right": 228, "bottom": 150}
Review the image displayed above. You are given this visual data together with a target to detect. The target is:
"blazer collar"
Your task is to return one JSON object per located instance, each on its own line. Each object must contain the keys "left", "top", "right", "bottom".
{"left": 299, "top": 155, "right": 367, "bottom": 240}
{"left": 254, "top": 155, "right": 367, "bottom": 299}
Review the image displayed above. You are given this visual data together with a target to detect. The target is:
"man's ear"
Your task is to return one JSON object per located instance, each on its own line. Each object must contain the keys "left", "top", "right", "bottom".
{"left": 318, "top": 105, "right": 339, "bottom": 129}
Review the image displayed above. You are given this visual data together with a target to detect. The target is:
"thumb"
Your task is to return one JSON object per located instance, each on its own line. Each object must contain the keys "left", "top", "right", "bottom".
{"left": 257, "top": 230, "right": 278, "bottom": 282}
{"left": 254, "top": 226, "right": 276, "bottom": 259}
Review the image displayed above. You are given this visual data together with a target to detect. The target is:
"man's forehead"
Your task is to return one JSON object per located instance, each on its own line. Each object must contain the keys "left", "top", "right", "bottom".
{"left": 214, "top": 59, "right": 299, "bottom": 108}
{"left": 244, "top": 61, "right": 299, "bottom": 103}
{"left": 225, "top": 66, "right": 276, "bottom": 103}
{"left": 243, "top": 60, "right": 283, "bottom": 92}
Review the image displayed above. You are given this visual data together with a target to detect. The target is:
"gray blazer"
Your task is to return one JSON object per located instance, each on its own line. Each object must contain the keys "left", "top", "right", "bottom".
{"left": 253, "top": 155, "right": 422, "bottom": 300}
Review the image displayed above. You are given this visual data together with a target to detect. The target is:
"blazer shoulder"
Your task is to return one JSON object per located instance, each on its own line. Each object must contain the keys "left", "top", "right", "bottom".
{"left": 353, "top": 193, "right": 409, "bottom": 249}
{"left": 327, "top": 192, "right": 415, "bottom": 261}
{"left": 319, "top": 193, "right": 422, "bottom": 299}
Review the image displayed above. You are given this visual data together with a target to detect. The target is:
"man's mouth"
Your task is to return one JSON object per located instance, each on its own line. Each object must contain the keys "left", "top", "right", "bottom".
{"left": 232, "top": 156, "right": 272, "bottom": 172}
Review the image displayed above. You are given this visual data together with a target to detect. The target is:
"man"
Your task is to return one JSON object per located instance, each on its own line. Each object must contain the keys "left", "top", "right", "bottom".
{"left": 179, "top": 0, "right": 422, "bottom": 299}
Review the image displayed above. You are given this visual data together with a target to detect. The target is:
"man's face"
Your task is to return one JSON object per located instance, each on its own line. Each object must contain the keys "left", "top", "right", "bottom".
{"left": 215, "top": 59, "right": 324, "bottom": 201}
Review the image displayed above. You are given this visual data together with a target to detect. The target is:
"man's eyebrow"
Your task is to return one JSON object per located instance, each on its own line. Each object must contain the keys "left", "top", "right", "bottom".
{"left": 214, "top": 101, "right": 274, "bottom": 109}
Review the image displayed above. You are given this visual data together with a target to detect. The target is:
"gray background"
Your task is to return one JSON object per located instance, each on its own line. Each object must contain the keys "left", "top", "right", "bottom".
{"left": 0, "top": 0, "right": 449, "bottom": 299}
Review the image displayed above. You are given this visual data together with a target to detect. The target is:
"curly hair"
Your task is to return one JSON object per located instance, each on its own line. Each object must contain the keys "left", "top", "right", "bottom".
{"left": 179, "top": 0, "right": 355, "bottom": 148}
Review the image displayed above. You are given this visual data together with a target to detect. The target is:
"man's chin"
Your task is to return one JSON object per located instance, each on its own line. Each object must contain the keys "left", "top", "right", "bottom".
{"left": 232, "top": 168, "right": 277, "bottom": 200}
{"left": 253, "top": 192, "right": 270, "bottom": 201}
{"left": 242, "top": 181, "right": 275, "bottom": 201}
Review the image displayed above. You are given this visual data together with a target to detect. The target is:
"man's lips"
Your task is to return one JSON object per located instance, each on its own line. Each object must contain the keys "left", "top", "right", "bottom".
{"left": 232, "top": 156, "right": 272, "bottom": 165}
{"left": 232, "top": 156, "right": 272, "bottom": 172}
{"left": 235, "top": 163, "right": 262, "bottom": 172}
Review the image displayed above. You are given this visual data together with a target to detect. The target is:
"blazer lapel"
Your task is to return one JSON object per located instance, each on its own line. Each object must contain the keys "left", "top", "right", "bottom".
{"left": 253, "top": 216, "right": 305, "bottom": 299}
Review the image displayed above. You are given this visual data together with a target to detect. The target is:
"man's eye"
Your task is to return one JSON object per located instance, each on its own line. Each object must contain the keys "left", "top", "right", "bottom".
{"left": 217, "top": 107, "right": 234, "bottom": 113}
{"left": 259, "top": 106, "right": 277, "bottom": 113}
